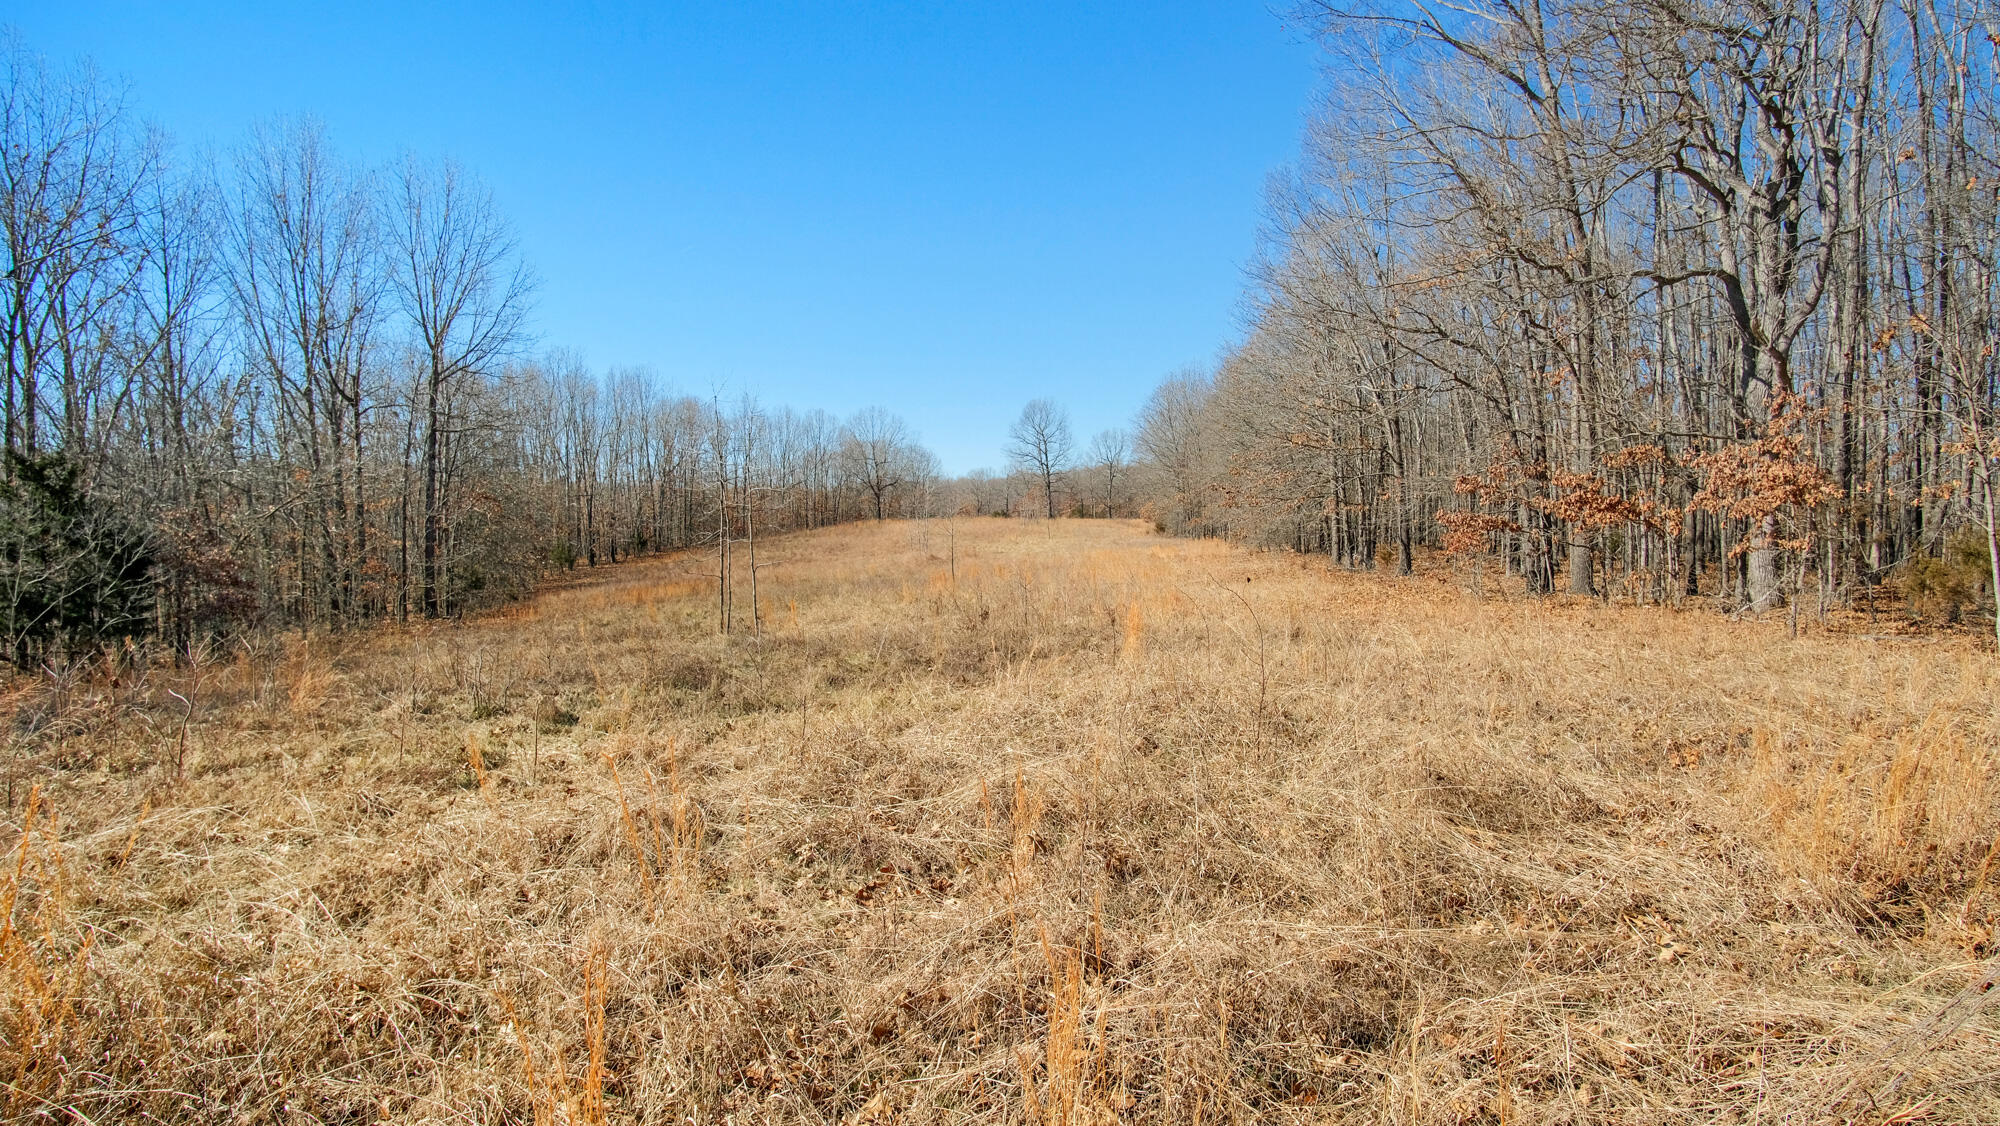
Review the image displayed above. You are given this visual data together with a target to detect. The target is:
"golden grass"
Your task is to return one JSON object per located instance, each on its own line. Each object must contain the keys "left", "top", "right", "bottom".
{"left": 2, "top": 517, "right": 1997, "bottom": 1123}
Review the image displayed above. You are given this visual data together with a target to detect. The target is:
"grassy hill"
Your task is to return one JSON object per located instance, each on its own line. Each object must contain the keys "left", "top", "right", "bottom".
{"left": 5, "top": 519, "right": 1996, "bottom": 1123}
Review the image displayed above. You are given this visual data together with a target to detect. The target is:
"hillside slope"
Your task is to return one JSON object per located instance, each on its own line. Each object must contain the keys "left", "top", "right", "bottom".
{"left": 5, "top": 519, "right": 1997, "bottom": 1123}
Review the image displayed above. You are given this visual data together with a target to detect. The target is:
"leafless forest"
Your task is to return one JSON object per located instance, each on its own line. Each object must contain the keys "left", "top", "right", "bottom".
{"left": 1, "top": 39, "right": 947, "bottom": 667}
{"left": 1124, "top": 0, "right": 2000, "bottom": 637}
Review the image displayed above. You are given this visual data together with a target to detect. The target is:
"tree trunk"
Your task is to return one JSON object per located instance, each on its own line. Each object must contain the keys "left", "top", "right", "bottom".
{"left": 1567, "top": 534, "right": 1594, "bottom": 596}
{"left": 1747, "top": 516, "right": 1781, "bottom": 611}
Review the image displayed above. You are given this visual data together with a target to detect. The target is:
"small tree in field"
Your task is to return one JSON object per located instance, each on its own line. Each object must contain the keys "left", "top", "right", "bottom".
{"left": 1008, "top": 399, "right": 1073, "bottom": 519}
{"left": 1088, "top": 429, "right": 1129, "bottom": 518}
{"left": 843, "top": 407, "right": 911, "bottom": 520}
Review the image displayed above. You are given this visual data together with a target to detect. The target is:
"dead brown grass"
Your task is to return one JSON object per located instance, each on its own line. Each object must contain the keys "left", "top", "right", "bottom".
{"left": 2, "top": 518, "right": 1996, "bottom": 1124}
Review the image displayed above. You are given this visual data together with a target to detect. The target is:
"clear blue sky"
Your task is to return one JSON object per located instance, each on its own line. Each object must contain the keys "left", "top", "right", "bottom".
{"left": 10, "top": 2, "right": 1322, "bottom": 474}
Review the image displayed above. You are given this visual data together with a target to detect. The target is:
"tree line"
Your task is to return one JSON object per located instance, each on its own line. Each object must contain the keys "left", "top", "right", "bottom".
{"left": 1119, "top": 0, "right": 2000, "bottom": 639}
{"left": 0, "top": 40, "right": 940, "bottom": 665}
{"left": 916, "top": 399, "right": 1138, "bottom": 521}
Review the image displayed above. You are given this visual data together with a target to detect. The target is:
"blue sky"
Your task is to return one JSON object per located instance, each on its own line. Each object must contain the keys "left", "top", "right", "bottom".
{"left": 11, "top": 2, "right": 1321, "bottom": 474}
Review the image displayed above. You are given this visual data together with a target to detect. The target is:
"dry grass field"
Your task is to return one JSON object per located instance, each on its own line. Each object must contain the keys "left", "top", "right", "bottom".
{"left": 4, "top": 518, "right": 1998, "bottom": 1124}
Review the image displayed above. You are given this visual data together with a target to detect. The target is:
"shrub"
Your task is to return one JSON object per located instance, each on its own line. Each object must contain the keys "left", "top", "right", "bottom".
{"left": 0, "top": 452, "right": 154, "bottom": 667}
{"left": 1897, "top": 527, "right": 1994, "bottom": 624}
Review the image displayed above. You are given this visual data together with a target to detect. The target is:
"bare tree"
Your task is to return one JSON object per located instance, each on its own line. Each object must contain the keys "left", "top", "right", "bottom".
{"left": 385, "top": 157, "right": 532, "bottom": 617}
{"left": 1007, "top": 398, "right": 1073, "bottom": 518}
{"left": 1088, "top": 428, "right": 1129, "bottom": 518}
{"left": 904, "top": 444, "right": 943, "bottom": 518}
{"left": 1, "top": 38, "right": 154, "bottom": 463}
{"left": 1136, "top": 372, "right": 1212, "bottom": 533}
{"left": 230, "top": 118, "right": 379, "bottom": 622}
{"left": 844, "top": 405, "right": 911, "bottom": 520}
{"left": 126, "top": 152, "right": 240, "bottom": 649}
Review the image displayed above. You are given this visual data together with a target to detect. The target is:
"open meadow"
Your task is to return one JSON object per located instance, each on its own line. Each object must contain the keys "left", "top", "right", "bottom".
{"left": 4, "top": 518, "right": 1997, "bottom": 1124}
